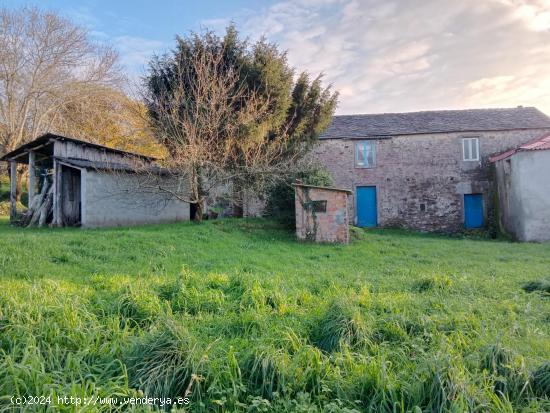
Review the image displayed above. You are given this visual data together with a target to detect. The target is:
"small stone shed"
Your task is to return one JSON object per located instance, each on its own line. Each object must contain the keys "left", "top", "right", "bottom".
{"left": 1, "top": 133, "right": 189, "bottom": 227}
{"left": 294, "top": 183, "right": 352, "bottom": 244}
{"left": 490, "top": 134, "right": 550, "bottom": 242}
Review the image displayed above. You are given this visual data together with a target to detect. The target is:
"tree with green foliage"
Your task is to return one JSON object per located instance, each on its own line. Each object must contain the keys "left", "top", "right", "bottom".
{"left": 265, "top": 165, "right": 333, "bottom": 227}
{"left": 144, "top": 26, "right": 338, "bottom": 219}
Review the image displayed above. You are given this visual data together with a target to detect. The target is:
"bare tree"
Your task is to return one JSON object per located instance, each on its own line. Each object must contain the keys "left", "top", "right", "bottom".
{"left": 0, "top": 7, "right": 122, "bottom": 198}
{"left": 143, "top": 44, "right": 308, "bottom": 220}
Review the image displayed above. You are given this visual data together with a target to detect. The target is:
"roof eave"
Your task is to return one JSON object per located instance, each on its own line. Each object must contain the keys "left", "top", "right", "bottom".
{"left": 320, "top": 126, "right": 550, "bottom": 140}
{"left": 0, "top": 132, "right": 157, "bottom": 163}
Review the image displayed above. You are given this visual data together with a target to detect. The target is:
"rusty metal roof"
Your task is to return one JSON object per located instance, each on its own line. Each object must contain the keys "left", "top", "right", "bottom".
{"left": 490, "top": 134, "right": 550, "bottom": 162}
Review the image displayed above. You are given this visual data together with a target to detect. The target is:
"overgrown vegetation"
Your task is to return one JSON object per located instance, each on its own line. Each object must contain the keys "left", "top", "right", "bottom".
{"left": 265, "top": 165, "right": 333, "bottom": 226}
{"left": 144, "top": 25, "right": 338, "bottom": 219}
{"left": 0, "top": 218, "right": 549, "bottom": 411}
{"left": 522, "top": 280, "right": 550, "bottom": 295}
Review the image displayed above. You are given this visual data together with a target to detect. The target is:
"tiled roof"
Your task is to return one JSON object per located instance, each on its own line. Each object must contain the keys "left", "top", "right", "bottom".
{"left": 320, "top": 107, "right": 550, "bottom": 139}
{"left": 490, "top": 134, "right": 550, "bottom": 162}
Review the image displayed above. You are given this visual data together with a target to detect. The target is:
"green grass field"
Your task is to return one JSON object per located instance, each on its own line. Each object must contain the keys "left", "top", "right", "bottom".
{"left": 0, "top": 217, "right": 549, "bottom": 412}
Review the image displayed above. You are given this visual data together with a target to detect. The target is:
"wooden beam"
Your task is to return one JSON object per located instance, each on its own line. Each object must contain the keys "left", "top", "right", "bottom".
{"left": 9, "top": 161, "right": 16, "bottom": 222}
{"left": 28, "top": 151, "right": 36, "bottom": 205}
{"left": 52, "top": 159, "right": 61, "bottom": 226}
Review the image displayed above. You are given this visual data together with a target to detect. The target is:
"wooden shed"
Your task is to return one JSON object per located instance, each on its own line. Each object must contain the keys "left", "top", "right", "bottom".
{"left": 1, "top": 133, "right": 189, "bottom": 227}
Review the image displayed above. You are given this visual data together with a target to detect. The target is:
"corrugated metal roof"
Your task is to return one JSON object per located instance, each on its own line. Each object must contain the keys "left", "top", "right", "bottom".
{"left": 320, "top": 107, "right": 550, "bottom": 139}
{"left": 490, "top": 134, "right": 550, "bottom": 162}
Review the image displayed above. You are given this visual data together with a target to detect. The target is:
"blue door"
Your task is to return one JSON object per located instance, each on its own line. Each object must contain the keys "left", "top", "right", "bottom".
{"left": 356, "top": 186, "right": 377, "bottom": 227}
{"left": 464, "top": 194, "right": 484, "bottom": 229}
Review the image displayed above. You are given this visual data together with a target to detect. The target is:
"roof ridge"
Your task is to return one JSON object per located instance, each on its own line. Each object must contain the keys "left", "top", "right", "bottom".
{"left": 333, "top": 107, "right": 542, "bottom": 117}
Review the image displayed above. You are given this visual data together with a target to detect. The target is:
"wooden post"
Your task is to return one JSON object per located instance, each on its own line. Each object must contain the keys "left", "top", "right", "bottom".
{"left": 28, "top": 150, "right": 36, "bottom": 206}
{"left": 52, "top": 159, "right": 61, "bottom": 226}
{"left": 9, "top": 161, "right": 17, "bottom": 222}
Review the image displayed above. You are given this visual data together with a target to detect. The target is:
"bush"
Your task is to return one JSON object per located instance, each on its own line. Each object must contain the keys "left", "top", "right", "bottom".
{"left": 0, "top": 201, "right": 26, "bottom": 216}
{"left": 265, "top": 165, "right": 333, "bottom": 227}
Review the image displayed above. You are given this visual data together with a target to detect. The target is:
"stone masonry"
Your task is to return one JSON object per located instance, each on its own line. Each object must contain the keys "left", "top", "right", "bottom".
{"left": 313, "top": 128, "right": 550, "bottom": 232}
{"left": 294, "top": 184, "right": 351, "bottom": 243}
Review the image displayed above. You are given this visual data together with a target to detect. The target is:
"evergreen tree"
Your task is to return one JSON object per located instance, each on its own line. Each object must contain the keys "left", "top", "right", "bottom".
{"left": 145, "top": 25, "right": 338, "bottom": 217}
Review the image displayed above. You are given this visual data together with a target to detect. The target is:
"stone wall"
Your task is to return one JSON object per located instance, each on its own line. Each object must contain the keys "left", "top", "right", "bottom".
{"left": 312, "top": 128, "right": 550, "bottom": 232}
{"left": 295, "top": 185, "right": 350, "bottom": 243}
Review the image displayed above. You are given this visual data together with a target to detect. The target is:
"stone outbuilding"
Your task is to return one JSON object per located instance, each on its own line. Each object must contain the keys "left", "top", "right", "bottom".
{"left": 490, "top": 134, "right": 550, "bottom": 242}
{"left": 1, "top": 133, "right": 190, "bottom": 227}
{"left": 294, "top": 183, "right": 352, "bottom": 244}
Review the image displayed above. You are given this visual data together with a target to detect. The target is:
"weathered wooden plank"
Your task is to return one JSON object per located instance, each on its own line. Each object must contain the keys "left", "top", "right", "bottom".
{"left": 9, "top": 161, "right": 16, "bottom": 222}
{"left": 52, "top": 159, "right": 62, "bottom": 226}
{"left": 28, "top": 151, "right": 36, "bottom": 205}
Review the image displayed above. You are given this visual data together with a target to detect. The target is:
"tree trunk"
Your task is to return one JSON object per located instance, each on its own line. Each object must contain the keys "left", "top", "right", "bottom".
{"left": 190, "top": 164, "right": 203, "bottom": 222}
{"left": 194, "top": 200, "right": 204, "bottom": 222}
{"left": 232, "top": 179, "right": 244, "bottom": 218}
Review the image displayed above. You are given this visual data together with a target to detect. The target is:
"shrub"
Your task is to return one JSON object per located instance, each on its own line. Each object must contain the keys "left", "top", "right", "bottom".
{"left": 0, "top": 201, "right": 26, "bottom": 216}
{"left": 265, "top": 165, "right": 333, "bottom": 227}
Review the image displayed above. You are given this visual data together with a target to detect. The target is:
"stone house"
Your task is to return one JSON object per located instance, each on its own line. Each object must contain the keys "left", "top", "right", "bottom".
{"left": 313, "top": 107, "right": 550, "bottom": 232}
{"left": 1, "top": 133, "right": 189, "bottom": 227}
{"left": 490, "top": 135, "right": 550, "bottom": 242}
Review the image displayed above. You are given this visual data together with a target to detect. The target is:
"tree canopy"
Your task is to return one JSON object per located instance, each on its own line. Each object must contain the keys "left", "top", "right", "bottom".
{"left": 144, "top": 25, "right": 338, "bottom": 217}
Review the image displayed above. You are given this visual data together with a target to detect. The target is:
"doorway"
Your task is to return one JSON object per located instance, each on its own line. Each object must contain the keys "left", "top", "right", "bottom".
{"left": 61, "top": 165, "right": 81, "bottom": 226}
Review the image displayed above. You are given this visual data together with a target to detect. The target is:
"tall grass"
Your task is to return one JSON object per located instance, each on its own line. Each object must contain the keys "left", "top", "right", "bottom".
{"left": 0, "top": 218, "right": 549, "bottom": 411}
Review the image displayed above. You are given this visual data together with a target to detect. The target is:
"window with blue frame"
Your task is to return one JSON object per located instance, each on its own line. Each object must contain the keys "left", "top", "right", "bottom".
{"left": 355, "top": 141, "right": 376, "bottom": 168}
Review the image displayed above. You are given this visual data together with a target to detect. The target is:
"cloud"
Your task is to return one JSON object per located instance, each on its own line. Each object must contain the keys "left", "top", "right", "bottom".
{"left": 236, "top": 0, "right": 550, "bottom": 115}
{"left": 61, "top": 7, "right": 167, "bottom": 85}
{"left": 199, "top": 17, "right": 233, "bottom": 31}
{"left": 498, "top": 0, "right": 550, "bottom": 31}
{"left": 112, "top": 36, "right": 167, "bottom": 79}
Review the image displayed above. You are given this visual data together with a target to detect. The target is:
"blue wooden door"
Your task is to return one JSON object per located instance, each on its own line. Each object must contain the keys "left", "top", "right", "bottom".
{"left": 464, "top": 194, "right": 484, "bottom": 228}
{"left": 356, "top": 186, "right": 377, "bottom": 227}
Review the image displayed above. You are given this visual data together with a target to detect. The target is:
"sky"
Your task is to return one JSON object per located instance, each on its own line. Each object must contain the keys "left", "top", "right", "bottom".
{"left": 4, "top": 0, "right": 550, "bottom": 115}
